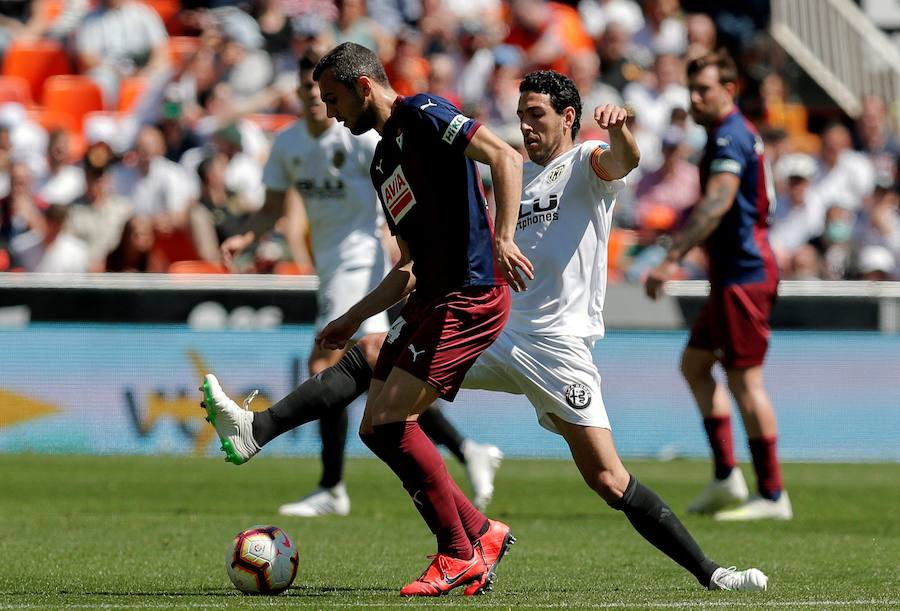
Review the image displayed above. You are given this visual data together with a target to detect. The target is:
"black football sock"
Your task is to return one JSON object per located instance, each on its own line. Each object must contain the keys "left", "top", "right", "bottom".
{"left": 318, "top": 406, "right": 349, "bottom": 489}
{"left": 418, "top": 405, "right": 466, "bottom": 463}
{"left": 252, "top": 345, "right": 372, "bottom": 447}
{"left": 611, "top": 475, "right": 720, "bottom": 587}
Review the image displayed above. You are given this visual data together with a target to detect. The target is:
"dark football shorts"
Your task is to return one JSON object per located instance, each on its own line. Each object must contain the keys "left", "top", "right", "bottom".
{"left": 687, "top": 277, "right": 778, "bottom": 368}
{"left": 372, "top": 285, "right": 510, "bottom": 399}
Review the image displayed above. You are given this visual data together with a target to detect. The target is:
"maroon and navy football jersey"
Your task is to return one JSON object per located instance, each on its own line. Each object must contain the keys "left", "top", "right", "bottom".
{"left": 699, "top": 109, "right": 779, "bottom": 286}
{"left": 370, "top": 94, "right": 505, "bottom": 297}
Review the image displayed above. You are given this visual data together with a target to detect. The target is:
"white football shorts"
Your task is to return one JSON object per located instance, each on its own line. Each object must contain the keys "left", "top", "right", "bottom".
{"left": 463, "top": 328, "right": 611, "bottom": 434}
{"left": 316, "top": 266, "right": 390, "bottom": 339}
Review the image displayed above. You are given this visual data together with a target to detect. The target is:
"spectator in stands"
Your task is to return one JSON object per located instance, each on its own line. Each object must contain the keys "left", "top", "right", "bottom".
{"left": 36, "top": 130, "right": 86, "bottom": 207}
{"left": 853, "top": 179, "right": 900, "bottom": 265}
{"left": 811, "top": 122, "right": 875, "bottom": 213}
{"left": 332, "top": 0, "right": 392, "bottom": 61}
{"left": 0, "top": 124, "right": 10, "bottom": 200}
{"left": 66, "top": 162, "right": 133, "bottom": 272}
{"left": 289, "top": 14, "right": 337, "bottom": 69}
{"left": 855, "top": 95, "right": 900, "bottom": 187}
{"left": 418, "top": 0, "right": 460, "bottom": 54}
{"left": 11, "top": 204, "right": 90, "bottom": 273}
{"left": 0, "top": 162, "right": 46, "bottom": 249}
{"left": 112, "top": 125, "right": 196, "bottom": 232}
{"left": 210, "top": 123, "right": 265, "bottom": 212}
{"left": 569, "top": 50, "right": 623, "bottom": 141}
{"left": 75, "top": 0, "right": 170, "bottom": 106}
{"left": 634, "top": 125, "right": 700, "bottom": 220}
{"left": 455, "top": 20, "right": 501, "bottom": 112}
{"left": 769, "top": 153, "right": 825, "bottom": 274}
{"left": 190, "top": 153, "right": 249, "bottom": 263}
{"left": 632, "top": 0, "right": 686, "bottom": 57}
{"left": 105, "top": 215, "right": 167, "bottom": 272}
{"left": 385, "top": 27, "right": 430, "bottom": 97}
{"left": 623, "top": 53, "right": 689, "bottom": 137}
{"left": 594, "top": 19, "right": 649, "bottom": 93}
{"left": 685, "top": 12, "right": 717, "bottom": 59}
{"left": 210, "top": 7, "right": 275, "bottom": 102}
{"left": 504, "top": 0, "right": 594, "bottom": 74}
{"left": 811, "top": 204, "right": 856, "bottom": 280}
{"left": 426, "top": 53, "right": 463, "bottom": 110}
{"left": 856, "top": 244, "right": 896, "bottom": 281}
{"left": 0, "top": 103, "right": 48, "bottom": 181}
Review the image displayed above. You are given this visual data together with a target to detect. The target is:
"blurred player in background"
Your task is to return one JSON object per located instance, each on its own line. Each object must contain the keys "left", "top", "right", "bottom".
{"left": 645, "top": 51, "right": 792, "bottom": 521}
{"left": 457, "top": 70, "right": 767, "bottom": 593}
{"left": 214, "top": 53, "right": 503, "bottom": 518}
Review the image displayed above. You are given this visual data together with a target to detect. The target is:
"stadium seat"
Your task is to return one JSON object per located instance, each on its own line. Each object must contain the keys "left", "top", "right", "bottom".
{"left": 0, "top": 76, "right": 32, "bottom": 106}
{"left": 1, "top": 39, "right": 71, "bottom": 103}
{"left": 246, "top": 114, "right": 296, "bottom": 133}
{"left": 168, "top": 260, "right": 229, "bottom": 274}
{"left": 141, "top": 0, "right": 183, "bottom": 35}
{"left": 117, "top": 77, "right": 147, "bottom": 112}
{"left": 273, "top": 260, "right": 316, "bottom": 275}
{"left": 42, "top": 75, "right": 104, "bottom": 131}
{"left": 168, "top": 36, "right": 201, "bottom": 69}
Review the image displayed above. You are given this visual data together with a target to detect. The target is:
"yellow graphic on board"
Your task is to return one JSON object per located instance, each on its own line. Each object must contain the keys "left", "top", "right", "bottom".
{"left": 0, "top": 389, "right": 58, "bottom": 427}
{"left": 126, "top": 349, "right": 280, "bottom": 456}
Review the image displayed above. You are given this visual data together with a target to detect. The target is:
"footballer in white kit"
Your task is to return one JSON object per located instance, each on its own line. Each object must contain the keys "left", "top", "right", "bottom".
{"left": 464, "top": 139, "right": 623, "bottom": 433}
{"left": 263, "top": 119, "right": 390, "bottom": 337}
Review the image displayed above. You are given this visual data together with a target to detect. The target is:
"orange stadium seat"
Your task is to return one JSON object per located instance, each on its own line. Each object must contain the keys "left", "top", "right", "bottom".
{"left": 141, "top": 0, "right": 183, "bottom": 35}
{"left": 168, "top": 36, "right": 201, "bottom": 69}
{"left": 2, "top": 39, "right": 71, "bottom": 102}
{"left": 246, "top": 114, "right": 297, "bottom": 133}
{"left": 117, "top": 77, "right": 147, "bottom": 112}
{"left": 42, "top": 75, "right": 104, "bottom": 131}
{"left": 168, "top": 260, "right": 229, "bottom": 274}
{"left": 273, "top": 261, "right": 316, "bottom": 275}
{"left": 0, "top": 76, "right": 32, "bottom": 105}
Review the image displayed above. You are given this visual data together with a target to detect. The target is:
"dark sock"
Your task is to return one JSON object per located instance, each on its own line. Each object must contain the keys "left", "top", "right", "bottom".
{"left": 703, "top": 415, "right": 736, "bottom": 480}
{"left": 318, "top": 406, "right": 348, "bottom": 489}
{"left": 611, "top": 475, "right": 719, "bottom": 587}
{"left": 418, "top": 406, "right": 466, "bottom": 463}
{"left": 749, "top": 436, "right": 783, "bottom": 501}
{"left": 252, "top": 345, "right": 371, "bottom": 446}
{"left": 361, "top": 422, "right": 473, "bottom": 559}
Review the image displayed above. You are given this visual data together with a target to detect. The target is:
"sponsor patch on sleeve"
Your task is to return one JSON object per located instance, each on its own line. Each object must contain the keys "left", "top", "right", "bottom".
{"left": 710, "top": 158, "right": 743, "bottom": 175}
{"left": 442, "top": 114, "right": 470, "bottom": 144}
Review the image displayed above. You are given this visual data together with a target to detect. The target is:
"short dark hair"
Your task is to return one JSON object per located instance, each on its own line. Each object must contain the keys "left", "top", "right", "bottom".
{"left": 519, "top": 70, "right": 583, "bottom": 138}
{"left": 687, "top": 51, "right": 738, "bottom": 85}
{"left": 313, "top": 42, "right": 389, "bottom": 87}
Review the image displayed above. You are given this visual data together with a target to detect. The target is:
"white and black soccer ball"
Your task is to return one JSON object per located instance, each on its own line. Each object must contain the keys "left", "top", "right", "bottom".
{"left": 226, "top": 525, "right": 299, "bottom": 595}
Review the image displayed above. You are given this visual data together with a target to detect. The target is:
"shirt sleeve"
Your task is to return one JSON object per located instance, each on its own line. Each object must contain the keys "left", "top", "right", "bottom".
{"left": 262, "top": 133, "right": 291, "bottom": 192}
{"left": 709, "top": 128, "right": 746, "bottom": 176}
{"left": 406, "top": 98, "right": 481, "bottom": 155}
{"left": 584, "top": 142, "right": 626, "bottom": 194}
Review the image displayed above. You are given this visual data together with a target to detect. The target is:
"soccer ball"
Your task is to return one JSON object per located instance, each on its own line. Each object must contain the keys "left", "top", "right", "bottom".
{"left": 225, "top": 525, "right": 299, "bottom": 595}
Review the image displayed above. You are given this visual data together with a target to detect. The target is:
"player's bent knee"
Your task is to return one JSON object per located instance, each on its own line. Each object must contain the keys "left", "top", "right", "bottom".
{"left": 589, "top": 469, "right": 629, "bottom": 504}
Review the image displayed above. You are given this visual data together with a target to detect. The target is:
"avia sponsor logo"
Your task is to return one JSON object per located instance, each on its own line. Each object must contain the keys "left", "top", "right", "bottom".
{"left": 381, "top": 165, "right": 417, "bottom": 223}
{"left": 517, "top": 193, "right": 559, "bottom": 230}
{"left": 442, "top": 114, "right": 469, "bottom": 144}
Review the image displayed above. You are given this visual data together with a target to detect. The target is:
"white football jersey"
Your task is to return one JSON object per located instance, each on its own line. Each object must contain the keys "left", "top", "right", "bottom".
{"left": 263, "top": 120, "right": 387, "bottom": 279}
{"left": 507, "top": 141, "right": 626, "bottom": 341}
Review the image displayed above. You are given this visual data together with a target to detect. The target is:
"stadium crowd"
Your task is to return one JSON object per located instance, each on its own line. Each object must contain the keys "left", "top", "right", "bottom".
{"left": 0, "top": 0, "right": 897, "bottom": 280}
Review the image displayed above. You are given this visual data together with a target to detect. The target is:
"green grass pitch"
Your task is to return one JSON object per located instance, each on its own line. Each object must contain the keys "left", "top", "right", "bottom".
{"left": 1, "top": 455, "right": 897, "bottom": 609}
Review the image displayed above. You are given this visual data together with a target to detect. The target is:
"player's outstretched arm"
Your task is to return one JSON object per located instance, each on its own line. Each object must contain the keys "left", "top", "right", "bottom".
{"left": 221, "top": 189, "right": 289, "bottom": 267}
{"left": 465, "top": 126, "right": 534, "bottom": 292}
{"left": 591, "top": 104, "right": 640, "bottom": 180}
{"left": 317, "top": 237, "right": 416, "bottom": 350}
{"left": 644, "top": 172, "right": 740, "bottom": 300}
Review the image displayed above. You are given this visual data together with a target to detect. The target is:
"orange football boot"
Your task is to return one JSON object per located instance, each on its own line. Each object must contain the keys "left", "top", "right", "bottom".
{"left": 399, "top": 551, "right": 485, "bottom": 596}
{"left": 464, "top": 519, "right": 516, "bottom": 596}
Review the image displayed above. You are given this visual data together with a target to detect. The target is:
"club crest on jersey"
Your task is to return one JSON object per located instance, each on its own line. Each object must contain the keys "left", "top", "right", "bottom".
{"left": 332, "top": 149, "right": 345, "bottom": 168}
{"left": 442, "top": 114, "right": 469, "bottom": 144}
{"left": 564, "top": 383, "right": 592, "bottom": 409}
{"left": 546, "top": 163, "right": 567, "bottom": 184}
{"left": 381, "top": 165, "right": 417, "bottom": 223}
